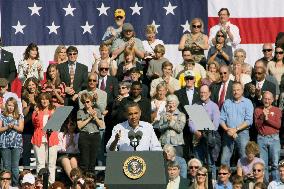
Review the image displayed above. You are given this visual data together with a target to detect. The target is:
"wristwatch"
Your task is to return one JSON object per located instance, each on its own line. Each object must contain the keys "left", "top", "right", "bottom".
{"left": 236, "top": 127, "right": 240, "bottom": 132}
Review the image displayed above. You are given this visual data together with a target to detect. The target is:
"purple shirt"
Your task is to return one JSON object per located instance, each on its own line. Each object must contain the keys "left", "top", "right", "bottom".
{"left": 237, "top": 157, "right": 265, "bottom": 176}
{"left": 188, "top": 100, "right": 220, "bottom": 133}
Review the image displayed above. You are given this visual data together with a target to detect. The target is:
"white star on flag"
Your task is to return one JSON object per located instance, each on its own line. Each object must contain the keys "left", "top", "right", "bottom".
{"left": 163, "top": 2, "right": 177, "bottom": 15}
{"left": 130, "top": 2, "right": 143, "bottom": 15}
{"left": 12, "top": 21, "right": 26, "bottom": 34}
{"left": 81, "top": 21, "right": 94, "bottom": 34}
{"left": 63, "top": 3, "right": 76, "bottom": 16}
{"left": 151, "top": 20, "right": 160, "bottom": 33}
{"left": 181, "top": 20, "right": 191, "bottom": 33}
{"left": 46, "top": 21, "right": 60, "bottom": 34}
{"left": 97, "top": 3, "right": 110, "bottom": 16}
{"left": 28, "top": 3, "right": 42, "bottom": 16}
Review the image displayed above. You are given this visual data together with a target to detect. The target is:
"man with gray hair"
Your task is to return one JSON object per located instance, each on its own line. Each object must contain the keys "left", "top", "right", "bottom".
{"left": 167, "top": 161, "right": 189, "bottom": 189}
{"left": 163, "top": 144, "right": 187, "bottom": 178}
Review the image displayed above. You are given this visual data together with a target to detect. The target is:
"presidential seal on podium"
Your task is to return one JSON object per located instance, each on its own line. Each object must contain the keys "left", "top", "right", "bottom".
{"left": 123, "top": 156, "right": 146, "bottom": 179}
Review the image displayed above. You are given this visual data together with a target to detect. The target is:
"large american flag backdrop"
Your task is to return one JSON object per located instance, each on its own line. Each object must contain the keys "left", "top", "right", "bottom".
{"left": 1, "top": 0, "right": 284, "bottom": 71}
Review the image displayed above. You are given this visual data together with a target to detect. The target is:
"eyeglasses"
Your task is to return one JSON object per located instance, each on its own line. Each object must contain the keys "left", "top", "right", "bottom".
{"left": 275, "top": 51, "right": 284, "bottom": 55}
{"left": 217, "top": 35, "right": 224, "bottom": 38}
{"left": 1, "top": 177, "right": 11, "bottom": 180}
{"left": 197, "top": 173, "right": 206, "bottom": 176}
{"left": 192, "top": 25, "right": 201, "bottom": 28}
{"left": 253, "top": 169, "right": 262, "bottom": 173}
{"left": 84, "top": 100, "right": 91, "bottom": 104}
{"left": 185, "top": 76, "right": 195, "bottom": 81}
{"left": 119, "top": 86, "right": 127, "bottom": 89}
{"left": 262, "top": 49, "right": 272, "bottom": 52}
{"left": 189, "top": 166, "right": 199, "bottom": 170}
{"left": 220, "top": 72, "right": 227, "bottom": 75}
{"left": 68, "top": 52, "right": 78, "bottom": 56}
{"left": 124, "top": 30, "right": 133, "bottom": 33}
{"left": 100, "top": 67, "right": 109, "bottom": 71}
{"left": 88, "top": 79, "right": 97, "bottom": 82}
{"left": 218, "top": 172, "right": 229, "bottom": 175}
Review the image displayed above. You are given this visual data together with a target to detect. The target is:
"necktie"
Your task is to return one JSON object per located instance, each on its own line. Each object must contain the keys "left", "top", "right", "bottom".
{"left": 100, "top": 79, "right": 105, "bottom": 91}
{"left": 257, "top": 82, "right": 261, "bottom": 89}
{"left": 218, "top": 83, "right": 226, "bottom": 108}
{"left": 69, "top": 63, "right": 75, "bottom": 88}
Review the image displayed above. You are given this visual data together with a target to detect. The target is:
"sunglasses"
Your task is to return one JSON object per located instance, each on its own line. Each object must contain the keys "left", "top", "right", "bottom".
{"left": 189, "top": 166, "right": 199, "bottom": 170}
{"left": 217, "top": 35, "right": 224, "bottom": 38}
{"left": 220, "top": 72, "right": 227, "bottom": 75}
{"left": 119, "top": 86, "right": 127, "bottom": 89}
{"left": 255, "top": 72, "right": 263, "bottom": 75}
{"left": 218, "top": 173, "right": 229, "bottom": 175}
{"left": 262, "top": 49, "right": 272, "bottom": 52}
{"left": 115, "top": 16, "right": 123, "bottom": 20}
{"left": 84, "top": 100, "right": 91, "bottom": 104}
{"left": 1, "top": 177, "right": 11, "bottom": 180}
{"left": 88, "top": 79, "right": 97, "bottom": 82}
{"left": 100, "top": 67, "right": 109, "bottom": 71}
{"left": 275, "top": 51, "right": 284, "bottom": 55}
{"left": 197, "top": 173, "right": 206, "bottom": 176}
{"left": 253, "top": 169, "right": 262, "bottom": 173}
{"left": 68, "top": 52, "right": 78, "bottom": 56}
{"left": 192, "top": 25, "right": 201, "bottom": 28}
{"left": 185, "top": 76, "right": 195, "bottom": 80}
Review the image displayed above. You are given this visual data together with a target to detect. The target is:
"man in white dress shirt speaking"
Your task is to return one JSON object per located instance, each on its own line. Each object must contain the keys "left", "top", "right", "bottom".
{"left": 106, "top": 102, "right": 162, "bottom": 151}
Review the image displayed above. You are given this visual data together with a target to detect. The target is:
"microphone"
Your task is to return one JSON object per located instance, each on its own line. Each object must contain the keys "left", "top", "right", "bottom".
{"left": 135, "top": 131, "right": 143, "bottom": 141}
{"left": 128, "top": 130, "right": 135, "bottom": 141}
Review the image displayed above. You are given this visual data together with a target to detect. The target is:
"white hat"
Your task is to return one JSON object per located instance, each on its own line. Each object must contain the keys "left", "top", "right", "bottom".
{"left": 22, "top": 173, "right": 35, "bottom": 184}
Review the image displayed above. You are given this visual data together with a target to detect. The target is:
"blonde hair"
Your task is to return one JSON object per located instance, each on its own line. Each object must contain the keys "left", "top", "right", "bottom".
{"left": 3, "top": 97, "right": 20, "bottom": 120}
{"left": 194, "top": 167, "right": 208, "bottom": 189}
{"left": 154, "top": 44, "right": 165, "bottom": 55}
{"left": 190, "top": 18, "right": 205, "bottom": 33}
{"left": 53, "top": 45, "right": 66, "bottom": 62}
{"left": 145, "top": 25, "right": 157, "bottom": 34}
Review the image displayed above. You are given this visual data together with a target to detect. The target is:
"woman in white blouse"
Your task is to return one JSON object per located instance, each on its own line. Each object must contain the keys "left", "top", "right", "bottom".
{"left": 142, "top": 25, "right": 164, "bottom": 60}
{"left": 18, "top": 43, "right": 44, "bottom": 85}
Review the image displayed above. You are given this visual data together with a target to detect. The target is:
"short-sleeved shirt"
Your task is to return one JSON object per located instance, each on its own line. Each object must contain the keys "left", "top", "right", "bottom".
{"left": 0, "top": 114, "right": 24, "bottom": 149}
{"left": 77, "top": 108, "right": 102, "bottom": 134}
{"left": 237, "top": 157, "right": 265, "bottom": 176}
{"left": 111, "top": 37, "right": 145, "bottom": 64}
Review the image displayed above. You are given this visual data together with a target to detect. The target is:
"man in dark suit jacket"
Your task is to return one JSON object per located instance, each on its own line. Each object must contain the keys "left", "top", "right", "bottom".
{"left": 174, "top": 70, "right": 200, "bottom": 116}
{"left": 174, "top": 70, "right": 200, "bottom": 160}
{"left": 244, "top": 66, "right": 276, "bottom": 107}
{"left": 57, "top": 46, "right": 88, "bottom": 107}
{"left": 210, "top": 65, "right": 233, "bottom": 108}
{"left": 167, "top": 161, "right": 189, "bottom": 189}
{"left": 97, "top": 61, "right": 118, "bottom": 106}
{"left": 0, "top": 38, "right": 17, "bottom": 86}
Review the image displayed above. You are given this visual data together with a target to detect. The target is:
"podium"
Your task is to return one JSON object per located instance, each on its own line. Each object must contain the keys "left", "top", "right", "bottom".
{"left": 105, "top": 151, "right": 167, "bottom": 189}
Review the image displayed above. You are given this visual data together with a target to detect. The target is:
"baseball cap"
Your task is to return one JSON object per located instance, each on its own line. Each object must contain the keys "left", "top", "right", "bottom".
{"left": 122, "top": 23, "right": 134, "bottom": 32}
{"left": 114, "top": 9, "right": 125, "bottom": 18}
{"left": 184, "top": 70, "right": 195, "bottom": 80}
{"left": 22, "top": 173, "right": 35, "bottom": 184}
{"left": 0, "top": 78, "right": 8, "bottom": 87}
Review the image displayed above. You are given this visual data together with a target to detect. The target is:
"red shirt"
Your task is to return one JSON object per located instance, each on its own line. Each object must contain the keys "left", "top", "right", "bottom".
{"left": 254, "top": 106, "right": 282, "bottom": 136}
{"left": 31, "top": 109, "right": 59, "bottom": 147}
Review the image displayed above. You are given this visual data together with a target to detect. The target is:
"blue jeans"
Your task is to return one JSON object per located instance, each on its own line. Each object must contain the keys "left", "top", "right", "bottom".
{"left": 258, "top": 134, "right": 280, "bottom": 181}
{"left": 221, "top": 131, "right": 249, "bottom": 166}
{"left": 0, "top": 148, "right": 21, "bottom": 186}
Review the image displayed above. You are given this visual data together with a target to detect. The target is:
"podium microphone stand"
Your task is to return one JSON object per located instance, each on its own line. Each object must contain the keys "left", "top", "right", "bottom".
{"left": 43, "top": 106, "right": 73, "bottom": 189}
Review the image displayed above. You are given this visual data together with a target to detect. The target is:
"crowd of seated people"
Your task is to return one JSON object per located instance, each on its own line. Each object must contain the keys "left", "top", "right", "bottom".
{"left": 1, "top": 6, "right": 284, "bottom": 189}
